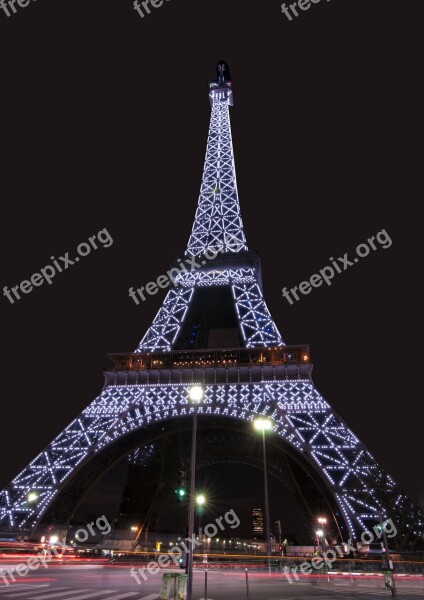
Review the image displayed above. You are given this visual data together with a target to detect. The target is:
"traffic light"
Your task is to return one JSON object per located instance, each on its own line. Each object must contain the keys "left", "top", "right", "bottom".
{"left": 175, "top": 470, "right": 188, "bottom": 501}
{"left": 278, "top": 545, "right": 283, "bottom": 552}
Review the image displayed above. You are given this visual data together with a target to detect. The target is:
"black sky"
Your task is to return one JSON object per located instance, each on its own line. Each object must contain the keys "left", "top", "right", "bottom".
{"left": 0, "top": 0, "right": 422, "bottom": 539}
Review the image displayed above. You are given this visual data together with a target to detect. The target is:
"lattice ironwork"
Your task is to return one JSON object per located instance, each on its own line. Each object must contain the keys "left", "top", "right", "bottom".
{"left": 186, "top": 86, "right": 247, "bottom": 257}
{"left": 137, "top": 70, "right": 283, "bottom": 352}
{"left": 136, "top": 287, "right": 194, "bottom": 352}
{"left": 1, "top": 381, "right": 422, "bottom": 544}
{"left": 232, "top": 279, "right": 283, "bottom": 347}
{"left": 137, "top": 267, "right": 283, "bottom": 352}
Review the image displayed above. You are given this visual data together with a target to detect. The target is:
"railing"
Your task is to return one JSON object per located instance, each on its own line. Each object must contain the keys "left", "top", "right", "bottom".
{"left": 103, "top": 551, "right": 424, "bottom": 576}
{"left": 108, "top": 345, "right": 310, "bottom": 371}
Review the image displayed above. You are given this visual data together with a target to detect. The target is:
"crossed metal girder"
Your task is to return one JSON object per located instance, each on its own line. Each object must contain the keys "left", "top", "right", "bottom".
{"left": 136, "top": 267, "right": 284, "bottom": 352}
{"left": 186, "top": 91, "right": 247, "bottom": 257}
{"left": 1, "top": 379, "right": 422, "bottom": 547}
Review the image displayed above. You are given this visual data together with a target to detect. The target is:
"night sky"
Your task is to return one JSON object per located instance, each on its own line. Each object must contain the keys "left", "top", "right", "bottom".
{"left": 1, "top": 0, "right": 422, "bottom": 542}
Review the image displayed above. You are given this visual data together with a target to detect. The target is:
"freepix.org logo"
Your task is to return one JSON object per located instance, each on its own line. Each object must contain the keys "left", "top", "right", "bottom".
{"left": 0, "top": 516, "right": 111, "bottom": 586}
{"left": 3, "top": 228, "right": 113, "bottom": 305}
{"left": 130, "top": 509, "right": 240, "bottom": 584}
{"left": 283, "top": 518, "right": 397, "bottom": 583}
{"left": 0, "top": 0, "right": 36, "bottom": 18}
{"left": 128, "top": 232, "right": 244, "bottom": 305}
{"left": 282, "top": 228, "right": 392, "bottom": 305}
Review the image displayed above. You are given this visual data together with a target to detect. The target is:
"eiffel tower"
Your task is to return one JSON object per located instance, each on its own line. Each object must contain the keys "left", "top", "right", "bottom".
{"left": 1, "top": 61, "right": 423, "bottom": 551}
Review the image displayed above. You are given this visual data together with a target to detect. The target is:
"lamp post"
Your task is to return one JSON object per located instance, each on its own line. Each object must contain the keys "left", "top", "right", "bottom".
{"left": 316, "top": 529, "right": 324, "bottom": 553}
{"left": 254, "top": 417, "right": 273, "bottom": 576}
{"left": 317, "top": 517, "right": 327, "bottom": 551}
{"left": 187, "top": 385, "right": 204, "bottom": 600}
{"left": 196, "top": 494, "right": 206, "bottom": 552}
{"left": 196, "top": 494, "right": 206, "bottom": 527}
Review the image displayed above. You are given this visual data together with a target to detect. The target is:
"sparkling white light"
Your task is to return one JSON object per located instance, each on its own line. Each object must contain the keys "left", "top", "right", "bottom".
{"left": 0, "top": 379, "right": 422, "bottom": 541}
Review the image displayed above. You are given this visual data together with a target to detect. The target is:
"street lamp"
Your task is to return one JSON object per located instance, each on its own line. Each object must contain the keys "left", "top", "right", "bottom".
{"left": 317, "top": 517, "right": 327, "bottom": 551}
{"left": 189, "top": 386, "right": 204, "bottom": 402}
{"left": 253, "top": 417, "right": 273, "bottom": 576}
{"left": 187, "top": 385, "right": 204, "bottom": 600}
{"left": 27, "top": 492, "right": 38, "bottom": 503}
{"left": 316, "top": 529, "right": 324, "bottom": 552}
{"left": 196, "top": 494, "right": 206, "bottom": 551}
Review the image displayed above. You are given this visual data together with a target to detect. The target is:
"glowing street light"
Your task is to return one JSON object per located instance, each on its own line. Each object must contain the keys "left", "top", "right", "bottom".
{"left": 317, "top": 517, "right": 327, "bottom": 551}
{"left": 189, "top": 385, "right": 204, "bottom": 403}
{"left": 27, "top": 492, "right": 38, "bottom": 503}
{"left": 253, "top": 417, "right": 273, "bottom": 431}
{"left": 316, "top": 528, "right": 324, "bottom": 553}
{"left": 196, "top": 494, "right": 207, "bottom": 553}
{"left": 196, "top": 494, "right": 206, "bottom": 506}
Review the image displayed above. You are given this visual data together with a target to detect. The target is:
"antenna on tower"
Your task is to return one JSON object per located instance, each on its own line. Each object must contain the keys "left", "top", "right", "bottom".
{"left": 209, "top": 60, "right": 233, "bottom": 106}
{"left": 216, "top": 60, "right": 231, "bottom": 84}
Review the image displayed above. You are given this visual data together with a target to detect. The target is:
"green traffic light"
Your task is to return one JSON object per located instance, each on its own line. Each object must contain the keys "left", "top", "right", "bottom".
{"left": 175, "top": 488, "right": 186, "bottom": 498}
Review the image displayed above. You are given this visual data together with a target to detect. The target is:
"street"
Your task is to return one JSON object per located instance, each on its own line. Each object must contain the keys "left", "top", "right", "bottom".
{"left": 0, "top": 565, "right": 422, "bottom": 600}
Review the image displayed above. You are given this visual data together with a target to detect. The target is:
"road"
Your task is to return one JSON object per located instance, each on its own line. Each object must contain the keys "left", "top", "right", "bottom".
{"left": 0, "top": 564, "right": 423, "bottom": 599}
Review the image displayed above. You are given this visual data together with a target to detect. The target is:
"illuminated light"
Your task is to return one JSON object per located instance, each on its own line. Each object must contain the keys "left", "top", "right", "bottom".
{"left": 27, "top": 492, "right": 38, "bottom": 503}
{"left": 254, "top": 417, "right": 273, "bottom": 431}
{"left": 49, "top": 536, "right": 59, "bottom": 544}
{"left": 189, "top": 385, "right": 204, "bottom": 403}
{"left": 196, "top": 494, "right": 206, "bottom": 506}
{"left": 316, "top": 529, "right": 324, "bottom": 537}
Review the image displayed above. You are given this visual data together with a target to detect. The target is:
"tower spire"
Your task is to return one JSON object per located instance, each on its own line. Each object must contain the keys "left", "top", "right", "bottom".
{"left": 186, "top": 61, "right": 247, "bottom": 257}
{"left": 135, "top": 61, "right": 283, "bottom": 352}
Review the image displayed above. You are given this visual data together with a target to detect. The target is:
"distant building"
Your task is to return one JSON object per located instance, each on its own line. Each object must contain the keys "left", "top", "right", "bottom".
{"left": 252, "top": 508, "right": 264, "bottom": 539}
